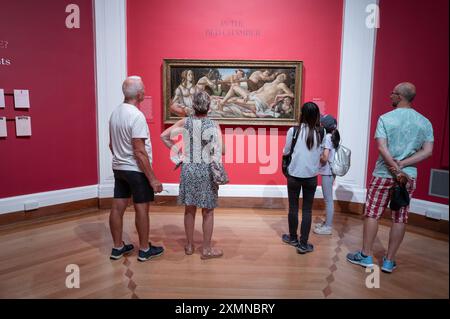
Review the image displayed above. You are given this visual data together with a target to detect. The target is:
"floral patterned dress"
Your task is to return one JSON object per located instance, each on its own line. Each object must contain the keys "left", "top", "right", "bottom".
{"left": 178, "top": 116, "right": 219, "bottom": 209}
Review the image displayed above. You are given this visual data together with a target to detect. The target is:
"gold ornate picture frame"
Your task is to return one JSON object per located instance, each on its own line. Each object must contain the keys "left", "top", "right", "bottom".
{"left": 163, "top": 59, "right": 302, "bottom": 126}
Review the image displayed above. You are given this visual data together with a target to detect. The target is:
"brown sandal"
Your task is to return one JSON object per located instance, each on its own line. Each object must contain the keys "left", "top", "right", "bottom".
{"left": 201, "top": 247, "right": 223, "bottom": 260}
{"left": 184, "top": 244, "right": 194, "bottom": 255}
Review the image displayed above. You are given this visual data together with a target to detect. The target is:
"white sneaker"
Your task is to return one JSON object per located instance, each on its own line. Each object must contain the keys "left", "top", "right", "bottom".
{"left": 314, "top": 223, "right": 323, "bottom": 230}
{"left": 314, "top": 225, "right": 332, "bottom": 235}
{"left": 314, "top": 219, "right": 325, "bottom": 229}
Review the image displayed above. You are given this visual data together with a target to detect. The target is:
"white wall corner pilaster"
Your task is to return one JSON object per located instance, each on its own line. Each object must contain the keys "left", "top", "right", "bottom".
{"left": 94, "top": 0, "right": 127, "bottom": 198}
{"left": 335, "top": 0, "right": 379, "bottom": 202}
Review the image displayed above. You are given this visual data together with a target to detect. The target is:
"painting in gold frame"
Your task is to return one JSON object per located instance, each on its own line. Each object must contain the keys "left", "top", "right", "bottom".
{"left": 163, "top": 59, "right": 302, "bottom": 126}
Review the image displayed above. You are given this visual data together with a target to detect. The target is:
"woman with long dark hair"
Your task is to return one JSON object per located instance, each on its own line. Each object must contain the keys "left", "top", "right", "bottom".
{"left": 282, "top": 102, "right": 323, "bottom": 254}
{"left": 314, "top": 115, "right": 340, "bottom": 235}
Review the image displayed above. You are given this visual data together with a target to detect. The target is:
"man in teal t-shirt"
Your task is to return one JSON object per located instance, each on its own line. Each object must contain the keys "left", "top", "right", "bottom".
{"left": 347, "top": 82, "right": 434, "bottom": 273}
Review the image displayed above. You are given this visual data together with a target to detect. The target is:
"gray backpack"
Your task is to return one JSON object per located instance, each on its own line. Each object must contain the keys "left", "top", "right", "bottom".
{"left": 330, "top": 144, "right": 351, "bottom": 176}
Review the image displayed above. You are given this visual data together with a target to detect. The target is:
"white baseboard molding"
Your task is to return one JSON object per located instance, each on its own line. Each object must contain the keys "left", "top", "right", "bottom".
{"left": 1, "top": 183, "right": 447, "bottom": 221}
{"left": 160, "top": 182, "right": 368, "bottom": 202}
{"left": 409, "top": 199, "right": 449, "bottom": 221}
{"left": 0, "top": 185, "right": 98, "bottom": 215}
{"left": 98, "top": 182, "right": 114, "bottom": 199}
{"left": 158, "top": 183, "right": 448, "bottom": 221}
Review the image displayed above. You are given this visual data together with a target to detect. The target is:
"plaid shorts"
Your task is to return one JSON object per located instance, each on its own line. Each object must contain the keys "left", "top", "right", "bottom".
{"left": 364, "top": 176, "right": 416, "bottom": 223}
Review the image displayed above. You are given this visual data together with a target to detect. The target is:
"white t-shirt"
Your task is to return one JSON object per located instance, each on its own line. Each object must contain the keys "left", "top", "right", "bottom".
{"left": 283, "top": 124, "right": 321, "bottom": 178}
{"left": 109, "top": 103, "right": 152, "bottom": 172}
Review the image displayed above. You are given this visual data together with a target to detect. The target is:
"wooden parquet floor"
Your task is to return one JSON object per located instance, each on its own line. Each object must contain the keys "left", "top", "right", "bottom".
{"left": 0, "top": 206, "right": 448, "bottom": 299}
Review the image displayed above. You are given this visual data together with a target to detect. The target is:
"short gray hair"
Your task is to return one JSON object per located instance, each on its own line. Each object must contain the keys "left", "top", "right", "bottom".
{"left": 396, "top": 82, "right": 416, "bottom": 102}
{"left": 192, "top": 91, "right": 211, "bottom": 114}
{"left": 122, "top": 76, "right": 144, "bottom": 99}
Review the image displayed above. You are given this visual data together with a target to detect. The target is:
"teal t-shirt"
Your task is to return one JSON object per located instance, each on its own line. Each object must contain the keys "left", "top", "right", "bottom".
{"left": 373, "top": 108, "right": 434, "bottom": 178}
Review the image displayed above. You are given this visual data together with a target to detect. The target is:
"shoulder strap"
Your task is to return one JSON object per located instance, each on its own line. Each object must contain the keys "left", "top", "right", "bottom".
{"left": 289, "top": 126, "right": 300, "bottom": 157}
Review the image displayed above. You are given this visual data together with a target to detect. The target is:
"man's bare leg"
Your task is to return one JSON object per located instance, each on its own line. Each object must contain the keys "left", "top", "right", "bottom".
{"left": 134, "top": 202, "right": 150, "bottom": 250}
{"left": 386, "top": 222, "right": 406, "bottom": 260}
{"left": 362, "top": 217, "right": 379, "bottom": 256}
{"left": 219, "top": 86, "right": 249, "bottom": 110}
{"left": 110, "top": 198, "right": 129, "bottom": 247}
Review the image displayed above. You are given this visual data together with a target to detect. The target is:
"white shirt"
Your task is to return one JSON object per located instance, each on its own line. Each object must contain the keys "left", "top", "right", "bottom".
{"left": 283, "top": 124, "right": 321, "bottom": 178}
{"left": 109, "top": 103, "right": 152, "bottom": 172}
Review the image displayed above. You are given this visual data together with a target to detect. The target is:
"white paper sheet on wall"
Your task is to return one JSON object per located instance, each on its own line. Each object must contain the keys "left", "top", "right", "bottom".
{"left": 0, "top": 117, "right": 7, "bottom": 137}
{"left": 15, "top": 116, "right": 32, "bottom": 136}
{"left": 0, "top": 89, "right": 5, "bottom": 108}
{"left": 14, "top": 89, "right": 30, "bottom": 108}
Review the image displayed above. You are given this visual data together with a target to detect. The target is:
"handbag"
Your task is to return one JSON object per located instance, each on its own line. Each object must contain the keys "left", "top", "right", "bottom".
{"left": 389, "top": 184, "right": 410, "bottom": 211}
{"left": 210, "top": 160, "right": 229, "bottom": 185}
{"left": 282, "top": 126, "right": 300, "bottom": 177}
{"left": 389, "top": 171, "right": 411, "bottom": 211}
{"left": 210, "top": 121, "right": 229, "bottom": 185}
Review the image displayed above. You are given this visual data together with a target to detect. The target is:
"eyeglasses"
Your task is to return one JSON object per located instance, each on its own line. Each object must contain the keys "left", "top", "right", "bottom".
{"left": 391, "top": 91, "right": 400, "bottom": 96}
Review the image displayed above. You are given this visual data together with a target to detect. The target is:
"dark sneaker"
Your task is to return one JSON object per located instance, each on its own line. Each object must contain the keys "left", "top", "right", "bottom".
{"left": 297, "top": 242, "right": 314, "bottom": 254}
{"left": 282, "top": 234, "right": 299, "bottom": 246}
{"left": 137, "top": 244, "right": 164, "bottom": 262}
{"left": 110, "top": 242, "right": 134, "bottom": 260}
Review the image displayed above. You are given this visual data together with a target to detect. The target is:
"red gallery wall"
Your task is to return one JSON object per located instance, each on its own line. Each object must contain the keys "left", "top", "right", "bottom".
{"left": 369, "top": 0, "right": 449, "bottom": 204}
{"left": 127, "top": 0, "right": 343, "bottom": 185}
{"left": 0, "top": 0, "right": 98, "bottom": 198}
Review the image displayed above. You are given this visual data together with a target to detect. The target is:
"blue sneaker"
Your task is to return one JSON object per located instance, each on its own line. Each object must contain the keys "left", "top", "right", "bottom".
{"left": 282, "top": 234, "right": 299, "bottom": 246}
{"left": 381, "top": 256, "right": 397, "bottom": 273}
{"left": 346, "top": 251, "right": 374, "bottom": 267}
{"left": 137, "top": 243, "right": 164, "bottom": 262}
{"left": 110, "top": 242, "right": 134, "bottom": 260}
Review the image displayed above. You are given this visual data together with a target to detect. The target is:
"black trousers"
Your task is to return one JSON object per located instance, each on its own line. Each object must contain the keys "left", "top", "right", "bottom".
{"left": 287, "top": 175, "right": 318, "bottom": 245}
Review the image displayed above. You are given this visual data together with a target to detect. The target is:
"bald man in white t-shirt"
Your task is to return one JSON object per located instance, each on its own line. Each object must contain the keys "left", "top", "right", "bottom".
{"left": 108, "top": 76, "right": 164, "bottom": 262}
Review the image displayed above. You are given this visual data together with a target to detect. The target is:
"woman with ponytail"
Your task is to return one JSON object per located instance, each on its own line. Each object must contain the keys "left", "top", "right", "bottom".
{"left": 282, "top": 102, "right": 324, "bottom": 254}
{"left": 314, "top": 115, "right": 340, "bottom": 235}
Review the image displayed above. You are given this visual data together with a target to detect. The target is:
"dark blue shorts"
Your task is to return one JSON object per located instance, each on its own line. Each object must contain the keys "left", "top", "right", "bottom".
{"left": 113, "top": 170, "right": 154, "bottom": 203}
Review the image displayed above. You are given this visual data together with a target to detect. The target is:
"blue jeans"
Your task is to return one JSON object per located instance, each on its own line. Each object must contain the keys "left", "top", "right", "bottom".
{"left": 321, "top": 175, "right": 335, "bottom": 227}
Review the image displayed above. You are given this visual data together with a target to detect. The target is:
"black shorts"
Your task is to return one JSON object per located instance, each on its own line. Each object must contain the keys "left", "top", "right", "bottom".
{"left": 113, "top": 170, "right": 154, "bottom": 203}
